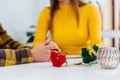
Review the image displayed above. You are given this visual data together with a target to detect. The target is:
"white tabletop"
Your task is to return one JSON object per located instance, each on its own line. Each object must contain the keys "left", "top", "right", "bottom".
{"left": 0, "top": 58, "right": 120, "bottom": 80}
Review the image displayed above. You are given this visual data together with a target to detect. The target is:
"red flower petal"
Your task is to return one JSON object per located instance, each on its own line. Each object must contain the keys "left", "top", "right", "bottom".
{"left": 50, "top": 51, "right": 66, "bottom": 67}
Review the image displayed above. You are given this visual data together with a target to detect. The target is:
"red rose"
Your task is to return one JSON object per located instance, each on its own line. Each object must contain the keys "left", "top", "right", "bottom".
{"left": 50, "top": 51, "right": 66, "bottom": 67}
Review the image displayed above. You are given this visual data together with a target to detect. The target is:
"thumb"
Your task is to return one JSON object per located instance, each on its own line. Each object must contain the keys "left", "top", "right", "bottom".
{"left": 42, "top": 39, "right": 50, "bottom": 45}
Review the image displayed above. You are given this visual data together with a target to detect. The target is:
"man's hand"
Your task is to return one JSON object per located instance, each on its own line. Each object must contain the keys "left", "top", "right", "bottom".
{"left": 46, "top": 41, "right": 61, "bottom": 52}
{"left": 31, "top": 40, "right": 60, "bottom": 62}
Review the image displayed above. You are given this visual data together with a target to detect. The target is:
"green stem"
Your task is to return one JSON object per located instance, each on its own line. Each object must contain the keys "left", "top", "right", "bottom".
{"left": 67, "top": 56, "right": 82, "bottom": 59}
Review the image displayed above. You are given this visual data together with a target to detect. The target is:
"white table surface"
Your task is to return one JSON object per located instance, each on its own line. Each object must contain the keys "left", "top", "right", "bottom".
{"left": 0, "top": 58, "right": 120, "bottom": 80}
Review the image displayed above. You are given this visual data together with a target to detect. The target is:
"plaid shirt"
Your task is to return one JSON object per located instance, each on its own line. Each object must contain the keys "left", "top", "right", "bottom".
{"left": 0, "top": 23, "right": 32, "bottom": 66}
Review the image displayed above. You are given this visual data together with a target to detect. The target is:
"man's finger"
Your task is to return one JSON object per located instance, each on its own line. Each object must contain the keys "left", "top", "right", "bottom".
{"left": 42, "top": 39, "right": 50, "bottom": 45}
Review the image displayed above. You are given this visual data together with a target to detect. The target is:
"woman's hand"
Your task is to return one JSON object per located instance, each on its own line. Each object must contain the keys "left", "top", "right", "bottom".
{"left": 31, "top": 40, "right": 60, "bottom": 62}
{"left": 46, "top": 40, "right": 61, "bottom": 52}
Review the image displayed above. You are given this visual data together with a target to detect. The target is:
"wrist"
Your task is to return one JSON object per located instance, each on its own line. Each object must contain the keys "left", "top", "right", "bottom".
{"left": 31, "top": 49, "right": 36, "bottom": 62}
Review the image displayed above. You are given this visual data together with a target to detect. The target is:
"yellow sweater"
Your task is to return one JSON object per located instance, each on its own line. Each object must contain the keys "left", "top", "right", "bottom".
{"left": 33, "top": 4, "right": 102, "bottom": 55}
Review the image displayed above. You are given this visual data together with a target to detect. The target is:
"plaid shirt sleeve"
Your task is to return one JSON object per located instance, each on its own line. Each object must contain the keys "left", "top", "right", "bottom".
{"left": 0, "top": 23, "right": 32, "bottom": 66}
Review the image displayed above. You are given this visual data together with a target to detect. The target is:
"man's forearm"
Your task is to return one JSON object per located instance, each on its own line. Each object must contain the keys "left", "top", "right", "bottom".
{"left": 0, "top": 23, "right": 31, "bottom": 49}
{"left": 0, "top": 48, "right": 32, "bottom": 66}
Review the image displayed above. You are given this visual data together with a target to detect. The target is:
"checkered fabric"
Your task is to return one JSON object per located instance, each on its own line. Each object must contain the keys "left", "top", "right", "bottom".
{"left": 0, "top": 23, "right": 32, "bottom": 66}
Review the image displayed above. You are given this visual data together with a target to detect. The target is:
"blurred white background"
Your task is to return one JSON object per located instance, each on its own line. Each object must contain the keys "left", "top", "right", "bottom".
{"left": 0, "top": 0, "right": 50, "bottom": 43}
